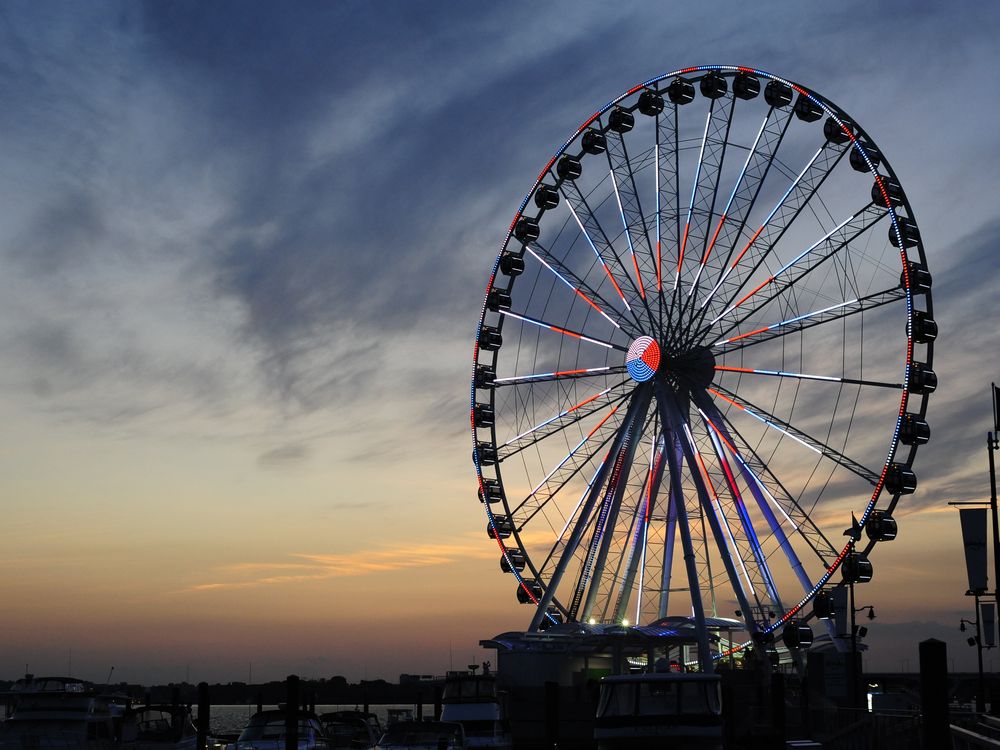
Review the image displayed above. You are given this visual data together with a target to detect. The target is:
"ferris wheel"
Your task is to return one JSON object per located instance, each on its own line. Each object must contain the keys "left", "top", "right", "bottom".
{"left": 470, "top": 65, "right": 934, "bottom": 664}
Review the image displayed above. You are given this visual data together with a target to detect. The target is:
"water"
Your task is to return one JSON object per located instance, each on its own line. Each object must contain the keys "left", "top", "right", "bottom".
{"left": 204, "top": 705, "right": 436, "bottom": 736}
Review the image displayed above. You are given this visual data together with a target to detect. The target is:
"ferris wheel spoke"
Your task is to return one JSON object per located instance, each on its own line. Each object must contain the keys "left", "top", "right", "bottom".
{"left": 673, "top": 94, "right": 737, "bottom": 339}
{"left": 497, "top": 383, "right": 633, "bottom": 460}
{"left": 497, "top": 309, "right": 628, "bottom": 351}
{"left": 707, "top": 385, "right": 879, "bottom": 484}
{"left": 710, "top": 286, "right": 906, "bottom": 355}
{"left": 656, "top": 470, "right": 679, "bottom": 620}
{"left": 705, "top": 203, "right": 889, "bottom": 342}
{"left": 679, "top": 419, "right": 777, "bottom": 629}
{"left": 527, "top": 386, "right": 653, "bottom": 631}
{"left": 507, "top": 402, "right": 624, "bottom": 523}
{"left": 687, "top": 113, "right": 768, "bottom": 300}
{"left": 690, "top": 138, "right": 851, "bottom": 340}
{"left": 560, "top": 181, "right": 651, "bottom": 328}
{"left": 597, "top": 413, "right": 661, "bottom": 623}
{"left": 494, "top": 366, "right": 627, "bottom": 386}
{"left": 613, "top": 428, "right": 665, "bottom": 623}
{"left": 690, "top": 108, "right": 794, "bottom": 311}
{"left": 524, "top": 243, "right": 640, "bottom": 336}
{"left": 656, "top": 384, "right": 718, "bottom": 671}
{"left": 607, "top": 131, "right": 657, "bottom": 305}
{"left": 573, "top": 392, "right": 652, "bottom": 621}
{"left": 695, "top": 396, "right": 821, "bottom": 597}
{"left": 527, "top": 446, "right": 616, "bottom": 580}
{"left": 714, "top": 364, "right": 902, "bottom": 390}
{"left": 664, "top": 96, "right": 728, "bottom": 342}
{"left": 674, "top": 99, "right": 720, "bottom": 287}
{"left": 697, "top": 401, "right": 838, "bottom": 564}
{"left": 655, "top": 99, "right": 681, "bottom": 339}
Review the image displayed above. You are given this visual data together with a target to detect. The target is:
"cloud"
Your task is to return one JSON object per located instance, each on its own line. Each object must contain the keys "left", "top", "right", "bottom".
{"left": 183, "top": 537, "right": 499, "bottom": 592}
{"left": 257, "top": 443, "right": 310, "bottom": 468}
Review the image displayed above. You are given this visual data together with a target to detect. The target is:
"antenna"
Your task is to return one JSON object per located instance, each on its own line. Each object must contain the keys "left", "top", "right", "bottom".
{"left": 106, "top": 666, "right": 115, "bottom": 685}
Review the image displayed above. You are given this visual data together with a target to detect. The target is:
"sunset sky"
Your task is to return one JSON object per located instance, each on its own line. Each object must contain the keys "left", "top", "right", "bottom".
{"left": 2, "top": 1, "right": 1000, "bottom": 684}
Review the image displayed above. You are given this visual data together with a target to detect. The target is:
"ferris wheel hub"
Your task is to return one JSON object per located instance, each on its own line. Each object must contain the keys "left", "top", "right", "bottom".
{"left": 626, "top": 336, "right": 661, "bottom": 382}
{"left": 665, "top": 346, "right": 716, "bottom": 390}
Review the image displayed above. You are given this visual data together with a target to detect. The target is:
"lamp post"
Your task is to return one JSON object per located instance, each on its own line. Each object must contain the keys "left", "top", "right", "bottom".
{"left": 851, "top": 599, "right": 876, "bottom": 711}
{"left": 989, "top": 427, "right": 1000, "bottom": 609}
{"left": 961, "top": 598, "right": 986, "bottom": 714}
{"left": 842, "top": 515, "right": 871, "bottom": 711}
{"left": 989, "top": 384, "right": 1000, "bottom": 609}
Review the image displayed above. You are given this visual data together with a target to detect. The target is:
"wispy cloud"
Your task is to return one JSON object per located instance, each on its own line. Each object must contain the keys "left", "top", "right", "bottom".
{"left": 182, "top": 537, "right": 500, "bottom": 593}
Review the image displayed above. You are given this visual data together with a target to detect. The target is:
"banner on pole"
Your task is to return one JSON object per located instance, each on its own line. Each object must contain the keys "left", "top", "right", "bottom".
{"left": 960, "top": 508, "right": 989, "bottom": 593}
{"left": 831, "top": 586, "right": 849, "bottom": 637}
{"left": 982, "top": 602, "right": 996, "bottom": 648}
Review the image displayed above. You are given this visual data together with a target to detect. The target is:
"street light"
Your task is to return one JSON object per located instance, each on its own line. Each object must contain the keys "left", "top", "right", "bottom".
{"left": 843, "top": 514, "right": 873, "bottom": 711}
{"left": 960, "top": 615, "right": 986, "bottom": 714}
{"left": 851, "top": 604, "right": 876, "bottom": 704}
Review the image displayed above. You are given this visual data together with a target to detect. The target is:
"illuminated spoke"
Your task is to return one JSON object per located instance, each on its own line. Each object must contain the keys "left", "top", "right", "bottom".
{"left": 576, "top": 397, "right": 652, "bottom": 621}
{"left": 656, "top": 383, "right": 720, "bottom": 671}
{"left": 607, "top": 131, "right": 657, "bottom": 302}
{"left": 613, "top": 429, "right": 664, "bottom": 623}
{"left": 695, "top": 396, "right": 822, "bottom": 598}
{"left": 676, "top": 106, "right": 715, "bottom": 288}
{"left": 692, "top": 138, "right": 850, "bottom": 337}
{"left": 525, "top": 243, "right": 635, "bottom": 335}
{"left": 697, "top": 401, "right": 838, "bottom": 563}
{"left": 711, "top": 287, "right": 905, "bottom": 354}
{"left": 508, "top": 402, "right": 623, "bottom": 520}
{"left": 714, "top": 365, "right": 901, "bottom": 390}
{"left": 688, "top": 114, "right": 769, "bottom": 297}
{"left": 498, "top": 383, "right": 633, "bottom": 460}
{"left": 498, "top": 309, "right": 627, "bottom": 351}
{"left": 494, "top": 366, "right": 626, "bottom": 386}
{"left": 656, "top": 99, "right": 680, "bottom": 337}
{"left": 680, "top": 420, "right": 777, "bottom": 625}
{"left": 561, "top": 181, "right": 650, "bottom": 327}
{"left": 708, "top": 385, "right": 880, "bottom": 484}
{"left": 671, "top": 93, "right": 735, "bottom": 337}
{"left": 707, "top": 205, "right": 887, "bottom": 338}
{"left": 527, "top": 390, "right": 652, "bottom": 631}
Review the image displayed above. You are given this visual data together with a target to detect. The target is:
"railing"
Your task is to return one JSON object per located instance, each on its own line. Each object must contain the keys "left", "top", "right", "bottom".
{"left": 951, "top": 713, "right": 1000, "bottom": 749}
{"left": 809, "top": 707, "right": 921, "bottom": 750}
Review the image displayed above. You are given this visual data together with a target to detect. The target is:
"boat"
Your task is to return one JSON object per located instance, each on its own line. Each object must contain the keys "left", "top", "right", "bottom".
{"left": 318, "top": 710, "right": 380, "bottom": 740}
{"left": 319, "top": 714, "right": 377, "bottom": 750}
{"left": 382, "top": 709, "right": 412, "bottom": 728}
{"left": 593, "top": 672, "right": 723, "bottom": 750}
{"left": 233, "top": 709, "right": 330, "bottom": 750}
{"left": 374, "top": 721, "right": 464, "bottom": 750}
{"left": 0, "top": 676, "right": 129, "bottom": 750}
{"left": 439, "top": 672, "right": 511, "bottom": 750}
{"left": 121, "top": 704, "right": 198, "bottom": 750}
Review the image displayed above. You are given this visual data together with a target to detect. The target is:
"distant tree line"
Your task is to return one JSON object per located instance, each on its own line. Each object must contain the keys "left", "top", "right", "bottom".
{"left": 0, "top": 676, "right": 440, "bottom": 706}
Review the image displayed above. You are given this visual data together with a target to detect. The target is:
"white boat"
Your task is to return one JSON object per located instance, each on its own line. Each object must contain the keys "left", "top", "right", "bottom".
{"left": 594, "top": 672, "right": 722, "bottom": 750}
{"left": 319, "top": 714, "right": 377, "bottom": 750}
{"left": 233, "top": 709, "right": 330, "bottom": 750}
{"left": 0, "top": 676, "right": 129, "bottom": 750}
{"left": 374, "top": 721, "right": 464, "bottom": 750}
{"left": 121, "top": 705, "right": 198, "bottom": 750}
{"left": 317, "top": 711, "right": 380, "bottom": 739}
{"left": 439, "top": 673, "right": 511, "bottom": 750}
